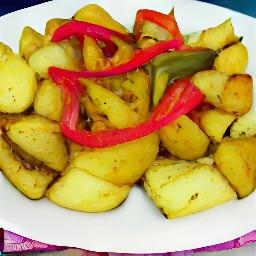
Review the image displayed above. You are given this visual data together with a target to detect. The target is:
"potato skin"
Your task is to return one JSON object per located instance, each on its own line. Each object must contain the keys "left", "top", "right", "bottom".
{"left": 46, "top": 167, "right": 131, "bottom": 212}
{"left": 72, "top": 132, "right": 159, "bottom": 186}
{"left": 0, "top": 136, "right": 54, "bottom": 199}
{"left": 214, "top": 137, "right": 256, "bottom": 198}
{"left": 159, "top": 115, "right": 210, "bottom": 160}
{"left": 143, "top": 160, "right": 237, "bottom": 219}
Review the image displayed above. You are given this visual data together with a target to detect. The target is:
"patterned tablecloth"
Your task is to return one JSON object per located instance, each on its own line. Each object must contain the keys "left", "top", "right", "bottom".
{"left": 0, "top": 0, "right": 255, "bottom": 255}
{"left": 0, "top": 229, "right": 255, "bottom": 255}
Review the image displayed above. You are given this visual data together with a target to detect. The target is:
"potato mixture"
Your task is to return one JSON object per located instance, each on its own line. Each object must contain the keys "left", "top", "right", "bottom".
{"left": 0, "top": 4, "right": 255, "bottom": 219}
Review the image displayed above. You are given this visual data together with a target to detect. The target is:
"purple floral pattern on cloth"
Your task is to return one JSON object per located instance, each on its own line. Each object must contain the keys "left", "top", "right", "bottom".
{"left": 1, "top": 229, "right": 66, "bottom": 253}
{"left": 1, "top": 229, "right": 255, "bottom": 255}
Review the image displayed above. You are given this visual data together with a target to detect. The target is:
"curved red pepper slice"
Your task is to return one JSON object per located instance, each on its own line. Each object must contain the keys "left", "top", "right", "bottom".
{"left": 134, "top": 9, "right": 184, "bottom": 42}
{"left": 48, "top": 39, "right": 183, "bottom": 80}
{"left": 53, "top": 77, "right": 204, "bottom": 148}
{"left": 51, "top": 20, "right": 134, "bottom": 43}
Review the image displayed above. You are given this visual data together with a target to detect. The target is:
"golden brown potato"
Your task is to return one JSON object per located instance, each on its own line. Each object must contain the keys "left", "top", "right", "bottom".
{"left": 0, "top": 136, "right": 54, "bottom": 199}
{"left": 193, "top": 18, "right": 240, "bottom": 50}
{"left": 143, "top": 159, "right": 237, "bottom": 219}
{"left": 199, "top": 108, "right": 236, "bottom": 143}
{"left": 0, "top": 43, "right": 37, "bottom": 113}
{"left": 159, "top": 115, "right": 210, "bottom": 160}
{"left": 46, "top": 167, "right": 131, "bottom": 212}
{"left": 214, "top": 42, "right": 248, "bottom": 75}
{"left": 220, "top": 74, "right": 253, "bottom": 116}
{"left": 34, "top": 79, "right": 63, "bottom": 121}
{"left": 214, "top": 137, "right": 256, "bottom": 198}
{"left": 191, "top": 70, "right": 229, "bottom": 108}
{"left": 5, "top": 115, "right": 68, "bottom": 172}
{"left": 71, "top": 132, "right": 159, "bottom": 186}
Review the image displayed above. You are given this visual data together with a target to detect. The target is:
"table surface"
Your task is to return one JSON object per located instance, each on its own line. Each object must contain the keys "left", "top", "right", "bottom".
{"left": 0, "top": 0, "right": 255, "bottom": 255}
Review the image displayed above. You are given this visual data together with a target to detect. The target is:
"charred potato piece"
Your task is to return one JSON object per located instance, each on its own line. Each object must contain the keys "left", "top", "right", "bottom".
{"left": 159, "top": 115, "right": 210, "bottom": 160}
{"left": 192, "top": 71, "right": 253, "bottom": 116}
{"left": 214, "top": 137, "right": 256, "bottom": 198}
{"left": 5, "top": 115, "right": 68, "bottom": 172}
{"left": 46, "top": 167, "right": 131, "bottom": 212}
{"left": 0, "top": 136, "right": 54, "bottom": 199}
{"left": 143, "top": 159, "right": 237, "bottom": 219}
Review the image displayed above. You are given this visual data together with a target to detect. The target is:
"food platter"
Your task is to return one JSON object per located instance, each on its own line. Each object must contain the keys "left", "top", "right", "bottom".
{"left": 0, "top": 0, "right": 255, "bottom": 253}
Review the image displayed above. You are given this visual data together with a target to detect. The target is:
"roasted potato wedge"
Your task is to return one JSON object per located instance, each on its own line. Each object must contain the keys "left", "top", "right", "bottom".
{"left": 0, "top": 43, "right": 37, "bottom": 113}
{"left": 19, "top": 26, "right": 46, "bottom": 61}
{"left": 144, "top": 159, "right": 237, "bottom": 219}
{"left": 219, "top": 74, "right": 253, "bottom": 116}
{"left": 83, "top": 34, "right": 110, "bottom": 71}
{"left": 191, "top": 70, "right": 229, "bottom": 108}
{"left": 71, "top": 132, "right": 159, "bottom": 186}
{"left": 34, "top": 79, "right": 63, "bottom": 121}
{"left": 73, "top": 4, "right": 129, "bottom": 34}
{"left": 230, "top": 110, "right": 256, "bottom": 139}
{"left": 81, "top": 78, "right": 139, "bottom": 128}
{"left": 5, "top": 115, "right": 68, "bottom": 172}
{"left": 214, "top": 42, "right": 248, "bottom": 75}
{"left": 45, "top": 18, "right": 68, "bottom": 37}
{"left": 199, "top": 108, "right": 236, "bottom": 143}
{"left": 214, "top": 137, "right": 256, "bottom": 198}
{"left": 159, "top": 115, "right": 210, "bottom": 160}
{"left": 193, "top": 18, "right": 240, "bottom": 50}
{"left": 46, "top": 167, "right": 131, "bottom": 212}
{"left": 29, "top": 42, "right": 79, "bottom": 78}
{"left": 0, "top": 136, "right": 54, "bottom": 199}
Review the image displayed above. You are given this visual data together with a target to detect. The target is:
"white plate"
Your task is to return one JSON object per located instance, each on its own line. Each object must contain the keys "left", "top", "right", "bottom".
{"left": 0, "top": 0, "right": 255, "bottom": 253}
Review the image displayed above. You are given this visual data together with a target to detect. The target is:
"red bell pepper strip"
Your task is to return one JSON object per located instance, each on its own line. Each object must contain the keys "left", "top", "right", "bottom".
{"left": 134, "top": 9, "right": 184, "bottom": 42}
{"left": 51, "top": 20, "right": 134, "bottom": 43}
{"left": 52, "top": 77, "right": 204, "bottom": 148}
{"left": 51, "top": 20, "right": 134, "bottom": 57}
{"left": 48, "top": 38, "right": 183, "bottom": 80}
